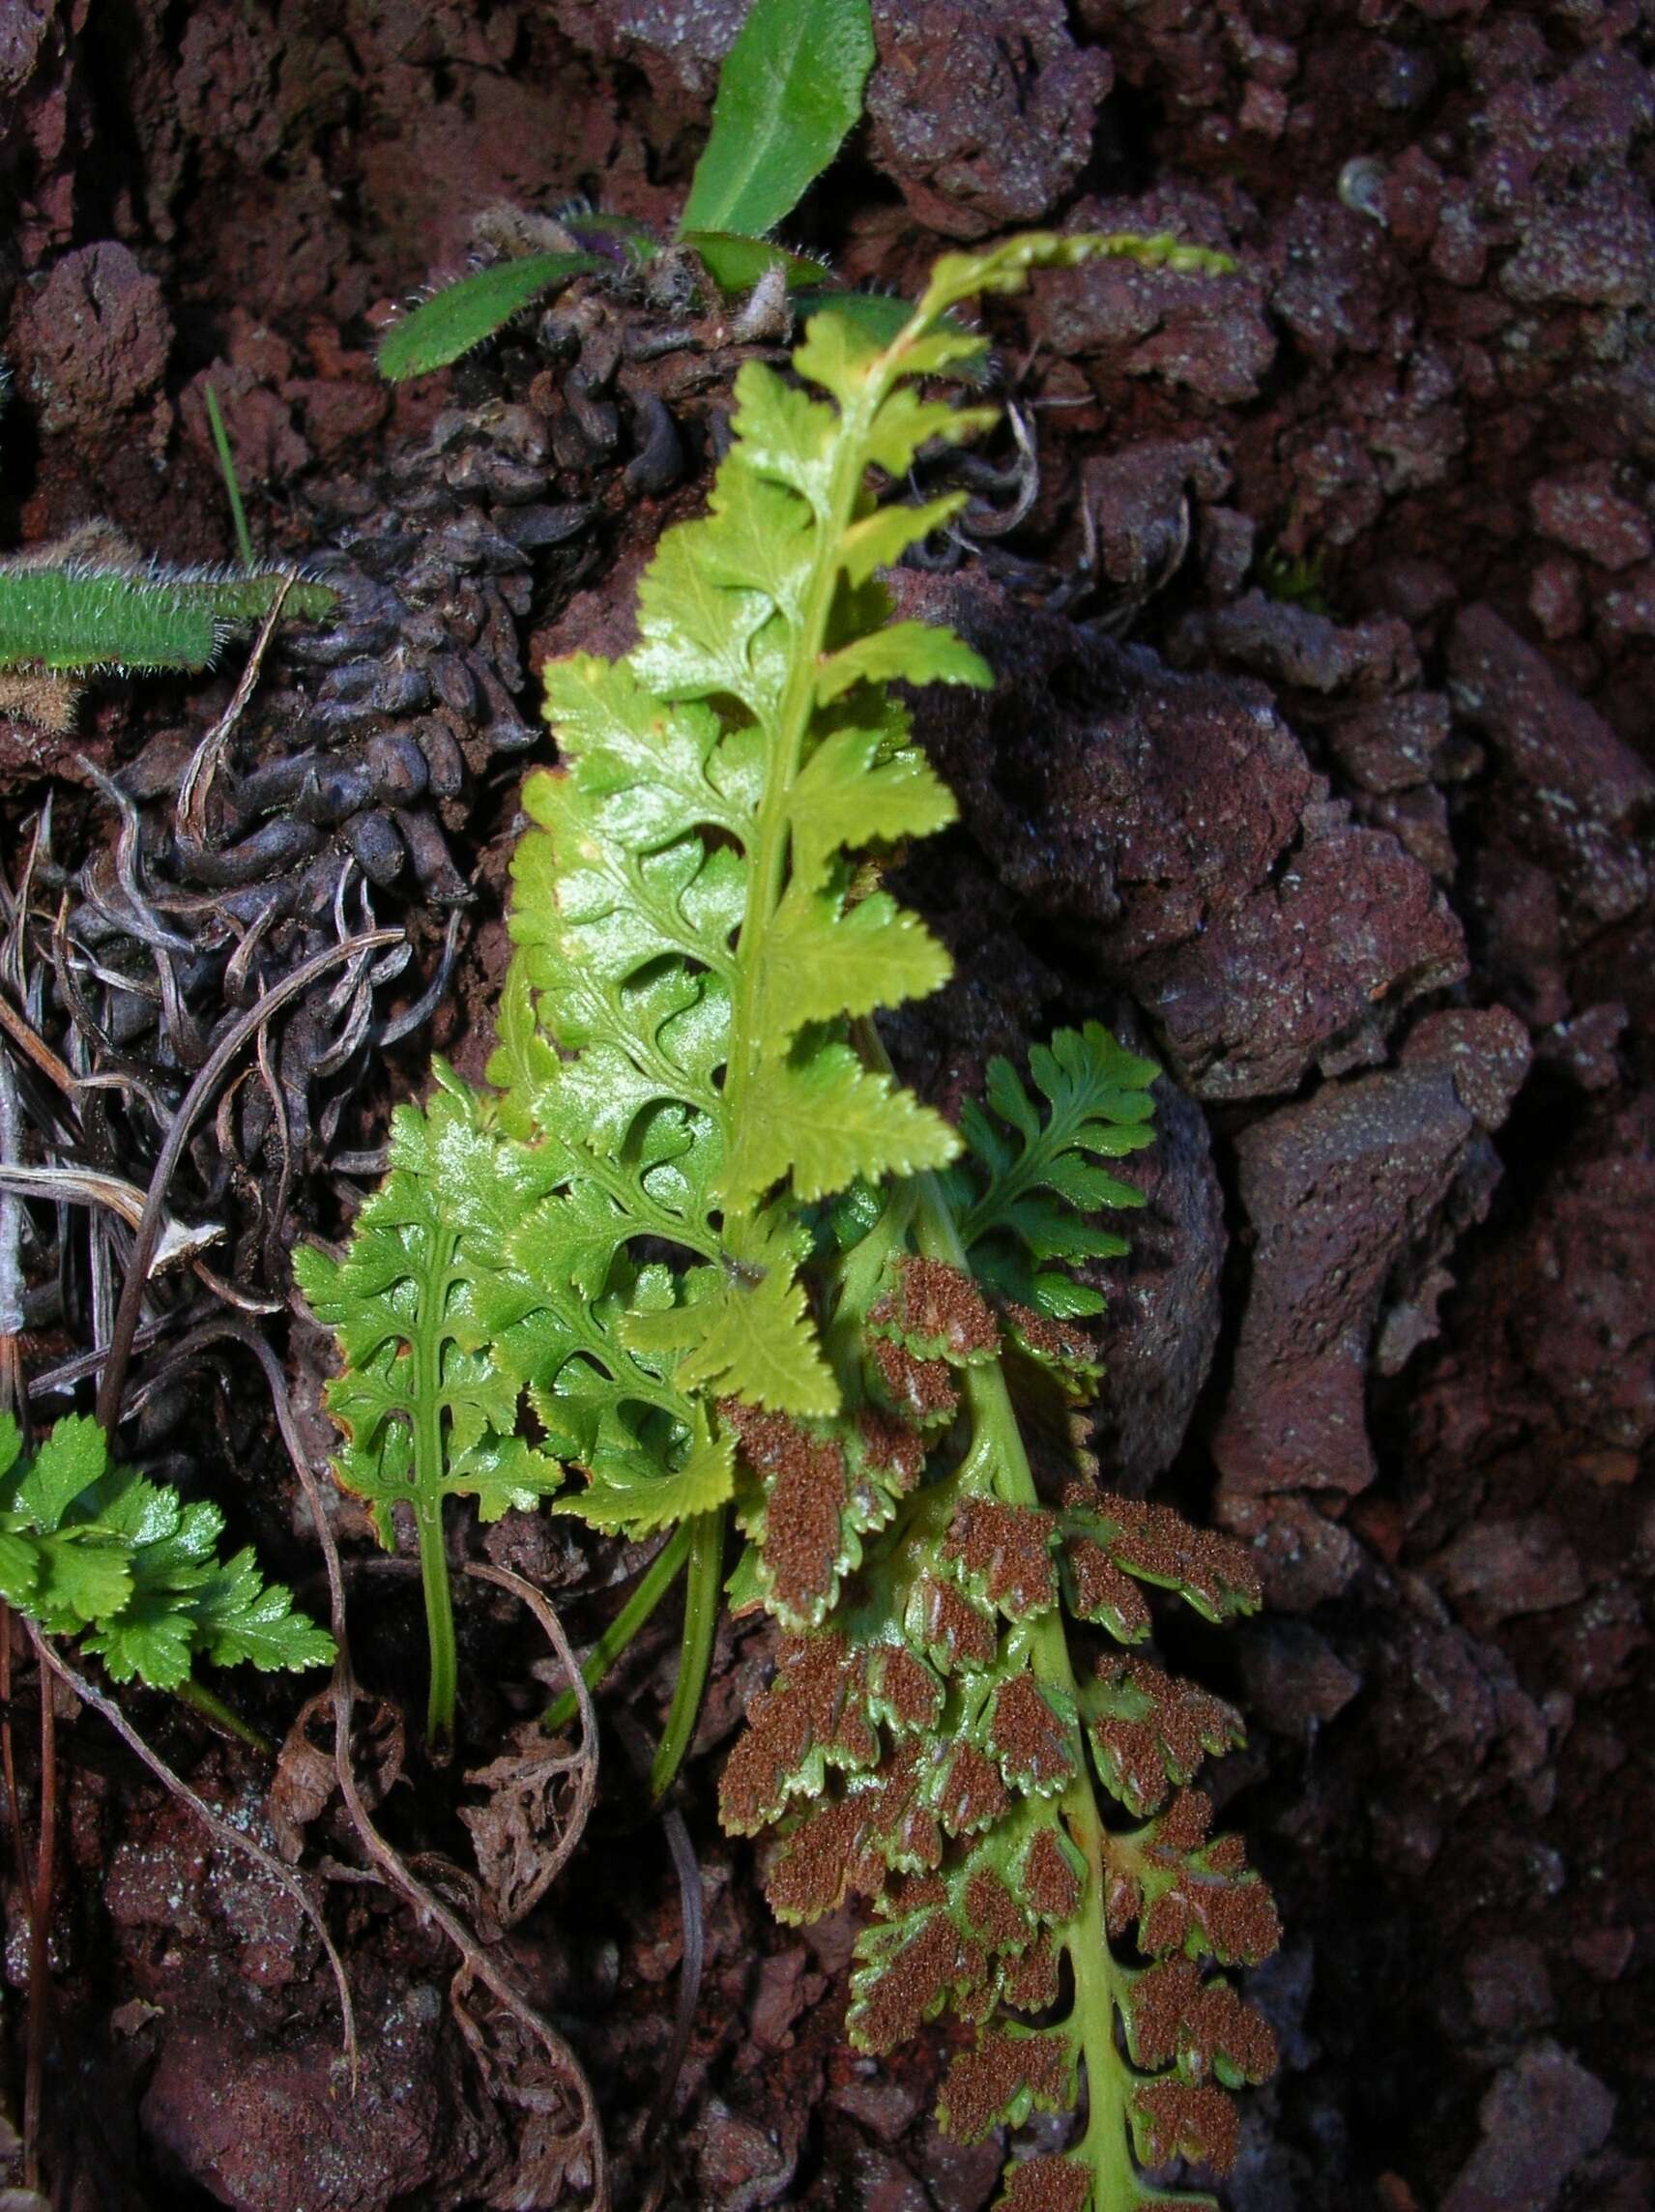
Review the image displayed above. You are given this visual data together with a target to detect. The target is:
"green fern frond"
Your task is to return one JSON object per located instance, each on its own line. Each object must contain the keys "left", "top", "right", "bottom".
{"left": 301, "top": 228, "right": 1279, "bottom": 2204}
{"left": 293, "top": 1068, "right": 567, "bottom": 1740}
{"left": 943, "top": 1023, "right": 1160, "bottom": 1319}
{"left": 0, "top": 1413, "right": 333, "bottom": 1691}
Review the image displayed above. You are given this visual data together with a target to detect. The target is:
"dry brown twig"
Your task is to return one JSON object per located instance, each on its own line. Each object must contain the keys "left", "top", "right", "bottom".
{"left": 259, "top": 1325, "right": 610, "bottom": 2207}
{"left": 27, "top": 1627, "right": 358, "bottom": 2069}
{"left": 92, "top": 925, "right": 402, "bottom": 1437}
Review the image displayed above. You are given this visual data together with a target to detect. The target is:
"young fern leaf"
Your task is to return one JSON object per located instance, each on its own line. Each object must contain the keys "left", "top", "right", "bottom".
{"left": 944, "top": 1022, "right": 1161, "bottom": 1319}
{"left": 0, "top": 1412, "right": 333, "bottom": 1690}
{"left": 292, "top": 1068, "right": 566, "bottom": 1743}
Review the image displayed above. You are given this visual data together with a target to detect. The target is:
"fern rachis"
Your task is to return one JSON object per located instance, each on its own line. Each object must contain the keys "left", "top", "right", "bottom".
{"left": 302, "top": 230, "right": 1274, "bottom": 2207}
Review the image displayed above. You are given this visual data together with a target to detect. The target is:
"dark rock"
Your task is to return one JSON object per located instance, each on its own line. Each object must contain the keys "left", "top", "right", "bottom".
{"left": 1236, "top": 1619, "right": 1363, "bottom": 1736}
{"left": 1182, "top": 592, "right": 1419, "bottom": 696}
{"left": 688, "top": 2098, "right": 798, "bottom": 2212}
{"left": 864, "top": 0, "right": 1110, "bottom": 240}
{"left": 1449, "top": 605, "right": 1653, "bottom": 931}
{"left": 1466, "top": 1937, "right": 1553, "bottom": 2036}
{"left": 749, "top": 1947, "right": 826, "bottom": 2053}
{"left": 1212, "top": 1009, "right": 1529, "bottom": 1500}
{"left": 1089, "top": 1065, "right": 1226, "bottom": 1490}
{"left": 1371, "top": 1587, "right": 1554, "bottom": 1813}
{"left": 1570, "top": 1926, "right": 1636, "bottom": 1984}
{"left": 1139, "top": 798, "right": 1466, "bottom": 1098}
{"left": 1527, "top": 557, "right": 1586, "bottom": 641}
{"left": 1433, "top": 1517, "right": 1586, "bottom": 1623}
{"left": 1217, "top": 1492, "right": 1367, "bottom": 1611}
{"left": 142, "top": 1992, "right": 456, "bottom": 2211}
{"left": 1597, "top": 561, "right": 1655, "bottom": 643}
{"left": 1501, "top": 178, "right": 1655, "bottom": 308}
{"left": 14, "top": 240, "right": 171, "bottom": 433}
{"left": 1529, "top": 465, "right": 1653, "bottom": 571}
{"left": 846, "top": 2143, "right": 930, "bottom": 2212}
{"left": 545, "top": 0, "right": 745, "bottom": 99}
{"left": 828, "top": 2066, "right": 923, "bottom": 2144}
{"left": 1509, "top": 1095, "right": 1655, "bottom": 1459}
{"left": 1267, "top": 198, "right": 1391, "bottom": 367}
{"left": 912, "top": 2119, "right": 1003, "bottom": 2212}
{"left": 1081, "top": 437, "right": 1231, "bottom": 597}
{"left": 1442, "top": 2042, "right": 1614, "bottom": 2212}
{"left": 1030, "top": 188, "right": 1277, "bottom": 403}
{"left": 899, "top": 572, "right": 1466, "bottom": 1103}
{"left": 1324, "top": 694, "right": 1450, "bottom": 796}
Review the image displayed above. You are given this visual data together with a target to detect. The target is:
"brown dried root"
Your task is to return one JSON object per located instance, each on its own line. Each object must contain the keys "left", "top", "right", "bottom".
{"left": 273, "top": 1346, "right": 608, "bottom": 2206}
{"left": 463, "top": 1560, "right": 598, "bottom": 1927}
{"left": 28, "top": 1626, "right": 358, "bottom": 2070}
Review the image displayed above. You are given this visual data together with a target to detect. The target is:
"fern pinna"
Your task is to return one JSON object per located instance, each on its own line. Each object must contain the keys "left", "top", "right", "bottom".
{"left": 300, "top": 232, "right": 1278, "bottom": 2207}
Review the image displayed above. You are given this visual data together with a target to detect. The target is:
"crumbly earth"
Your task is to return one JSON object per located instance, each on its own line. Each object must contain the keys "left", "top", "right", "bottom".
{"left": 1, "top": 4, "right": 1652, "bottom": 2208}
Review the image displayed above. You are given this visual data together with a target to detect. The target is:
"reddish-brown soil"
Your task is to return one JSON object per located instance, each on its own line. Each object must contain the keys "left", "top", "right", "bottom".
{"left": 1, "top": 4, "right": 1651, "bottom": 2208}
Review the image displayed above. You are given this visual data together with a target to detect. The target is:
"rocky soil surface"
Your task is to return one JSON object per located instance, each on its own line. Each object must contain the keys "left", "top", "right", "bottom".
{"left": 0, "top": 3, "right": 1651, "bottom": 2208}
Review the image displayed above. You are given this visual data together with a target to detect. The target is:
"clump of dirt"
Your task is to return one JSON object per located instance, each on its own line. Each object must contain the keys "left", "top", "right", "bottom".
{"left": 0, "top": 4, "right": 1651, "bottom": 2209}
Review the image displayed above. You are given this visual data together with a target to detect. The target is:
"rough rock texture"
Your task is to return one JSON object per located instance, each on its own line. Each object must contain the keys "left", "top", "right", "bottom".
{"left": 863, "top": 1, "right": 1111, "bottom": 241}
{"left": 897, "top": 571, "right": 1467, "bottom": 1102}
{"left": 1212, "top": 1008, "right": 1531, "bottom": 1505}
{"left": 13, "top": 239, "right": 172, "bottom": 435}
{"left": 1442, "top": 2042, "right": 1615, "bottom": 2212}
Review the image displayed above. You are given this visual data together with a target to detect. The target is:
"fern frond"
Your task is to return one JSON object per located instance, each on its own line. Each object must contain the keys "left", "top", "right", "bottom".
{"left": 293, "top": 1067, "right": 566, "bottom": 1738}
{"left": 300, "top": 229, "right": 1279, "bottom": 2204}
{"left": 0, "top": 1413, "right": 333, "bottom": 1690}
{"left": 943, "top": 1023, "right": 1160, "bottom": 1319}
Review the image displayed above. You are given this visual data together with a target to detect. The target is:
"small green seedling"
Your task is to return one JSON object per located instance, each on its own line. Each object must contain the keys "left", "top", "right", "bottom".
{"left": 0, "top": 1412, "right": 334, "bottom": 1691}
{"left": 675, "top": 0, "right": 874, "bottom": 287}
{"left": 376, "top": 0, "right": 874, "bottom": 381}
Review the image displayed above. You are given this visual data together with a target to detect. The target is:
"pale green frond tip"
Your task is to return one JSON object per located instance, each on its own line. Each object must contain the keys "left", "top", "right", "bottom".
{"left": 915, "top": 230, "right": 1236, "bottom": 327}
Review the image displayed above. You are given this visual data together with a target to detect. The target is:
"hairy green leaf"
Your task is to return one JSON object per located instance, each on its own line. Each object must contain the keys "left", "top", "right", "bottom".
{"left": 376, "top": 251, "right": 602, "bottom": 382}
{"left": 678, "top": 0, "right": 875, "bottom": 243}
{"left": 680, "top": 230, "right": 831, "bottom": 294}
{"left": 0, "top": 565, "right": 335, "bottom": 673}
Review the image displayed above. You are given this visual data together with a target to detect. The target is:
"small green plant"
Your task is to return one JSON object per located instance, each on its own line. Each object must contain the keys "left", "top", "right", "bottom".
{"left": 0, "top": 371, "right": 335, "bottom": 730}
{"left": 0, "top": 1412, "right": 334, "bottom": 1690}
{"left": 376, "top": 0, "right": 875, "bottom": 381}
{"left": 305, "top": 229, "right": 1274, "bottom": 2207}
{"left": 1256, "top": 540, "right": 1331, "bottom": 614}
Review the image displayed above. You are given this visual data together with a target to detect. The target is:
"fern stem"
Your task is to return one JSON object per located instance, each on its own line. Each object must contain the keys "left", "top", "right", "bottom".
{"left": 542, "top": 1522, "right": 693, "bottom": 1732}
{"left": 415, "top": 1221, "right": 460, "bottom": 1750}
{"left": 911, "top": 1147, "right": 1143, "bottom": 2210}
{"left": 719, "top": 348, "right": 888, "bottom": 1152}
{"left": 650, "top": 1505, "right": 725, "bottom": 1803}
{"left": 416, "top": 1495, "right": 457, "bottom": 1753}
{"left": 175, "top": 1675, "right": 274, "bottom": 1757}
